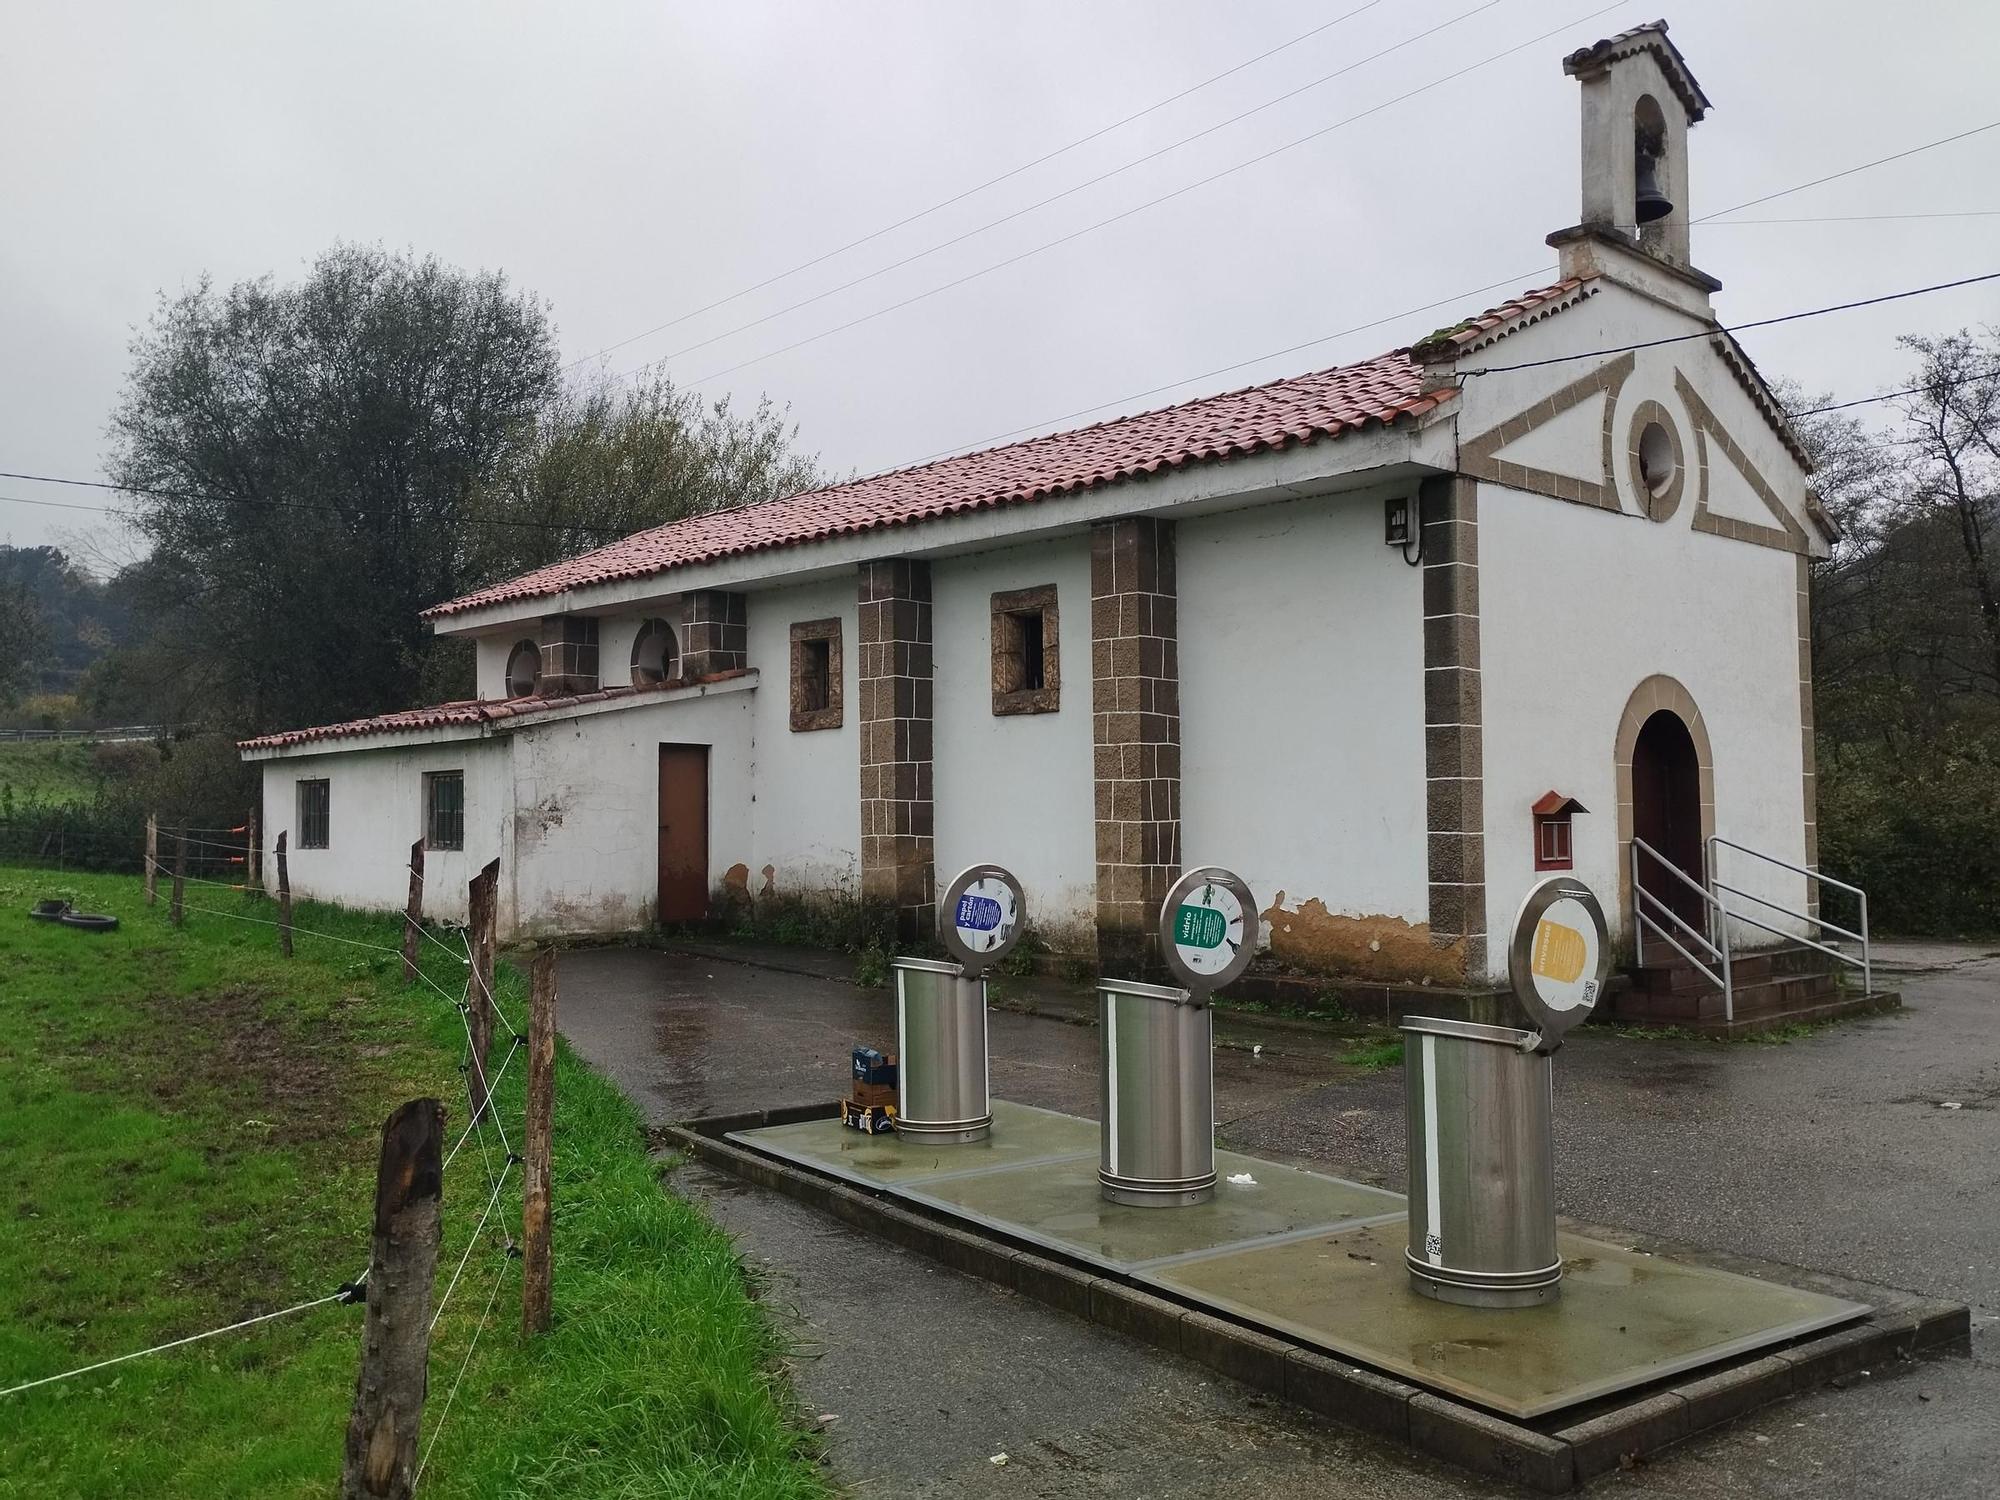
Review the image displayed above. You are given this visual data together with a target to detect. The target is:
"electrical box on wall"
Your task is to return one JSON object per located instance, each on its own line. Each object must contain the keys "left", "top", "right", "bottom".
{"left": 1532, "top": 791, "right": 1587, "bottom": 871}
{"left": 1384, "top": 495, "right": 1413, "bottom": 547}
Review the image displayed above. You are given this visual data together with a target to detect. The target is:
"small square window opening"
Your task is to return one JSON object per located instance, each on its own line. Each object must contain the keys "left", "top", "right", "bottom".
{"left": 789, "top": 619, "right": 843, "bottom": 732}
{"left": 991, "top": 585, "right": 1059, "bottom": 715}
{"left": 297, "top": 778, "right": 330, "bottom": 850}
{"left": 425, "top": 770, "right": 465, "bottom": 851}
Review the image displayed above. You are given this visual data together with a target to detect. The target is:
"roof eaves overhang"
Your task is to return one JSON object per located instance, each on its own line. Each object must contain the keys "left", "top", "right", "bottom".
{"left": 240, "top": 670, "right": 761, "bottom": 760}
{"left": 430, "top": 415, "right": 1459, "bottom": 636}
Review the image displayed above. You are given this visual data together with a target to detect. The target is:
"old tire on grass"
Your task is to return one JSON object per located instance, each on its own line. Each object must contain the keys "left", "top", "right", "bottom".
{"left": 58, "top": 912, "right": 120, "bottom": 933}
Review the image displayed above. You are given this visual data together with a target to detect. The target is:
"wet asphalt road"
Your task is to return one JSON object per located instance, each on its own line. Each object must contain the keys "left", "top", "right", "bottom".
{"left": 557, "top": 944, "right": 2000, "bottom": 1498}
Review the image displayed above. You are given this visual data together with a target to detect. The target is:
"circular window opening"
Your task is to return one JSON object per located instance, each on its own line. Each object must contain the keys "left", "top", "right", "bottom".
{"left": 1638, "top": 421, "right": 1677, "bottom": 496}
{"left": 504, "top": 640, "right": 540, "bottom": 698}
{"left": 631, "top": 618, "right": 679, "bottom": 687}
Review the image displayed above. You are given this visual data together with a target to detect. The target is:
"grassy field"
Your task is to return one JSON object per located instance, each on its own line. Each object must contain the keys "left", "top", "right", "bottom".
{"left": 0, "top": 742, "right": 99, "bottom": 808}
{"left": 0, "top": 866, "right": 825, "bottom": 1499}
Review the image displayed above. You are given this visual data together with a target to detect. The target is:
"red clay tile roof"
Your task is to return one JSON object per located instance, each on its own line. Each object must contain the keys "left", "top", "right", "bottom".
{"left": 237, "top": 673, "right": 751, "bottom": 752}
{"left": 1409, "top": 277, "right": 1594, "bottom": 363}
{"left": 422, "top": 285, "right": 1586, "bottom": 622}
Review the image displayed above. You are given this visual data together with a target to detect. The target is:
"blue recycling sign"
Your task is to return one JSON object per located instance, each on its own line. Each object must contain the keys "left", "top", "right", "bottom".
{"left": 955, "top": 893, "right": 1004, "bottom": 933}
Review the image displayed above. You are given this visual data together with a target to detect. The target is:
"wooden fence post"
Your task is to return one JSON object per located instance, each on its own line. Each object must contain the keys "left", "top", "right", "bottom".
{"left": 144, "top": 814, "right": 157, "bottom": 905}
{"left": 276, "top": 831, "right": 294, "bottom": 959}
{"left": 340, "top": 1098, "right": 445, "bottom": 1500}
{"left": 246, "top": 807, "right": 260, "bottom": 896}
{"left": 466, "top": 860, "right": 499, "bottom": 1122}
{"left": 170, "top": 826, "right": 187, "bottom": 929}
{"left": 522, "top": 949, "right": 557, "bottom": 1336}
{"left": 401, "top": 840, "right": 424, "bottom": 984}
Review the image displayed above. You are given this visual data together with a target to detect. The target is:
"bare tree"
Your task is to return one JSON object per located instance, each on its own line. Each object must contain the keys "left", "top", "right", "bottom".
{"left": 1897, "top": 329, "right": 2000, "bottom": 696}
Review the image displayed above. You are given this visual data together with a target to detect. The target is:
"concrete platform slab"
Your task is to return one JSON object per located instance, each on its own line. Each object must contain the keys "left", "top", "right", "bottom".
{"left": 1146, "top": 1218, "right": 1866, "bottom": 1419}
{"left": 727, "top": 1098, "right": 1096, "bottom": 1187}
{"left": 904, "top": 1150, "right": 1402, "bottom": 1272}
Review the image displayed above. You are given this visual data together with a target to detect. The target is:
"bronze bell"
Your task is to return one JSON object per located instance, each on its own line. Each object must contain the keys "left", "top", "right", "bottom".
{"left": 1634, "top": 150, "right": 1673, "bottom": 224}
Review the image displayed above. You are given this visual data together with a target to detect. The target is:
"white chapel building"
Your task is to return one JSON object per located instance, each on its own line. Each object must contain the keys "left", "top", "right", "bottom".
{"left": 244, "top": 23, "right": 1843, "bottom": 1011}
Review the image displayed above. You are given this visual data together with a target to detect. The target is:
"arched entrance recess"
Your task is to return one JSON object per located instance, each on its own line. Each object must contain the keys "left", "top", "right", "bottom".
{"left": 1614, "top": 676, "right": 1714, "bottom": 947}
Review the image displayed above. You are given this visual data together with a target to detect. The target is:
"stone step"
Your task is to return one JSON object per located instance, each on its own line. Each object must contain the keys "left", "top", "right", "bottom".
{"left": 1627, "top": 944, "right": 1835, "bottom": 996}
{"left": 1600, "top": 969, "right": 1846, "bottom": 1025}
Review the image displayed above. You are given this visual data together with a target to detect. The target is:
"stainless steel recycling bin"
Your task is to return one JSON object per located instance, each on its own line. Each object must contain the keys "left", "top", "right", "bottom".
{"left": 1098, "top": 978, "right": 1216, "bottom": 1207}
{"left": 893, "top": 956, "right": 992, "bottom": 1143}
{"left": 1401, "top": 1016, "right": 1561, "bottom": 1307}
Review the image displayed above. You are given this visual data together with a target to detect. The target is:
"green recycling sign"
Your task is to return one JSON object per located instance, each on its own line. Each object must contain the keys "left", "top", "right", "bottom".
{"left": 1174, "top": 904, "right": 1227, "bottom": 951}
{"left": 1158, "top": 867, "right": 1258, "bottom": 992}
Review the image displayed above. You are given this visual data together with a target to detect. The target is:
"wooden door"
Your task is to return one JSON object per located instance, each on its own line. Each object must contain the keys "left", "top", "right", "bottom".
{"left": 1631, "top": 711, "right": 1704, "bottom": 931}
{"left": 657, "top": 744, "right": 710, "bottom": 924}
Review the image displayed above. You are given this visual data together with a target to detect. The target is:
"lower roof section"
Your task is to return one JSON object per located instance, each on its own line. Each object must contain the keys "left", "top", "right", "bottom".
{"left": 238, "top": 668, "right": 757, "bottom": 759}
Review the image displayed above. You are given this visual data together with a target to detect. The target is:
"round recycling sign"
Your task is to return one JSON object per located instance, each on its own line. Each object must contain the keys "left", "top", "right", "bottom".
{"left": 938, "top": 864, "right": 1026, "bottom": 975}
{"left": 1157, "top": 867, "right": 1259, "bottom": 995}
{"left": 1506, "top": 875, "right": 1611, "bottom": 1045}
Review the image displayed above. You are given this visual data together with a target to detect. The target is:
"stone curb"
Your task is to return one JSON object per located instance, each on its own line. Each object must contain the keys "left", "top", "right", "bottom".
{"left": 660, "top": 1109, "right": 1970, "bottom": 1493}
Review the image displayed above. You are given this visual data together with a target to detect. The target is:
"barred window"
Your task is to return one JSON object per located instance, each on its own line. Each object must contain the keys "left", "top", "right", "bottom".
{"left": 788, "top": 618, "right": 843, "bottom": 732}
{"left": 990, "top": 584, "right": 1060, "bottom": 715}
{"left": 297, "top": 779, "right": 330, "bottom": 850}
{"left": 424, "top": 770, "right": 465, "bottom": 851}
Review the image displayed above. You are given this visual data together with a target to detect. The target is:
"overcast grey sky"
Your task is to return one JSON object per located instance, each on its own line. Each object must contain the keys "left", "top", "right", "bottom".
{"left": 3, "top": 0, "right": 1997, "bottom": 557}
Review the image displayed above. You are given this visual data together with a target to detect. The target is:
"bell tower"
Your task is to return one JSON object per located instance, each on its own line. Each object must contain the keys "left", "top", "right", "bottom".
{"left": 1548, "top": 20, "right": 1719, "bottom": 308}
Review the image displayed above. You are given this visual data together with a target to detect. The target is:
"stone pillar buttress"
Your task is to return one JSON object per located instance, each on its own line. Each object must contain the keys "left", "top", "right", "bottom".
{"left": 682, "top": 590, "right": 748, "bottom": 679}
{"left": 858, "top": 559, "right": 935, "bottom": 941}
{"left": 1091, "top": 517, "right": 1180, "bottom": 975}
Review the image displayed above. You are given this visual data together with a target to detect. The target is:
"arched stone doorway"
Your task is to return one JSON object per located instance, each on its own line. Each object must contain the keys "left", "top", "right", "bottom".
{"left": 1615, "top": 676, "right": 1715, "bottom": 947}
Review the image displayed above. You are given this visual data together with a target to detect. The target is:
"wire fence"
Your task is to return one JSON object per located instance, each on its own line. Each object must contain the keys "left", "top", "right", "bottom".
{"left": 0, "top": 816, "right": 252, "bottom": 881}
{"left": 5, "top": 842, "right": 531, "bottom": 1490}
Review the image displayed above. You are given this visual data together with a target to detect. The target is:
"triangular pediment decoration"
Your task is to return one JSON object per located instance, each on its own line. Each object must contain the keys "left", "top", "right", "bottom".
{"left": 1459, "top": 352, "right": 1635, "bottom": 512}
{"left": 1673, "top": 371, "right": 1807, "bottom": 554}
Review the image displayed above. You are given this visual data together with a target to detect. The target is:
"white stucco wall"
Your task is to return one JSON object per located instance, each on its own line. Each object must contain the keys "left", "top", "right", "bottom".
{"left": 506, "top": 688, "right": 754, "bottom": 938}
{"left": 1179, "top": 488, "right": 1431, "bottom": 973}
{"left": 474, "top": 633, "right": 523, "bottom": 700}
{"left": 261, "top": 737, "right": 511, "bottom": 926}
{"left": 1478, "top": 484, "right": 1809, "bottom": 972}
{"left": 932, "top": 537, "right": 1097, "bottom": 947}
{"left": 1459, "top": 276, "right": 1818, "bottom": 978}
{"left": 745, "top": 578, "right": 862, "bottom": 896}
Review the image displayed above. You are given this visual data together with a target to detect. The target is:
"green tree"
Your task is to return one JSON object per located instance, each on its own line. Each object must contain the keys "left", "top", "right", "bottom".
{"left": 463, "top": 367, "right": 823, "bottom": 584}
{"left": 0, "top": 583, "right": 42, "bottom": 709}
{"left": 107, "top": 243, "right": 560, "bottom": 732}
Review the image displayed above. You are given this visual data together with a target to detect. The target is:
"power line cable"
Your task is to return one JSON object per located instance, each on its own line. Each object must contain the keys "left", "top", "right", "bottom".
{"left": 562, "top": 0, "right": 1395, "bottom": 369}
{"left": 903, "top": 128, "right": 2000, "bottom": 464}
{"left": 1456, "top": 270, "right": 2000, "bottom": 377}
{"left": 1790, "top": 366, "right": 2000, "bottom": 418}
{"left": 661, "top": 1, "right": 1629, "bottom": 392}
{"left": 620, "top": 0, "right": 1508, "bottom": 373}
{"left": 1697, "top": 119, "right": 2000, "bottom": 223}
{"left": 0, "top": 474, "right": 616, "bottom": 535}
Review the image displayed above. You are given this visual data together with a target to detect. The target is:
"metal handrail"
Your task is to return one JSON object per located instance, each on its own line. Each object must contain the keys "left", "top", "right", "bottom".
{"left": 1708, "top": 835, "right": 1867, "bottom": 901}
{"left": 1707, "top": 836, "right": 1871, "bottom": 998}
{"left": 1635, "top": 880, "right": 1721, "bottom": 961}
{"left": 1634, "top": 886, "right": 1725, "bottom": 989}
{"left": 1707, "top": 898, "right": 1859, "bottom": 970}
{"left": 1632, "top": 835, "right": 1876, "bottom": 1026}
{"left": 1631, "top": 838, "right": 1732, "bottom": 1012}
{"left": 1711, "top": 881, "right": 1865, "bottom": 946}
